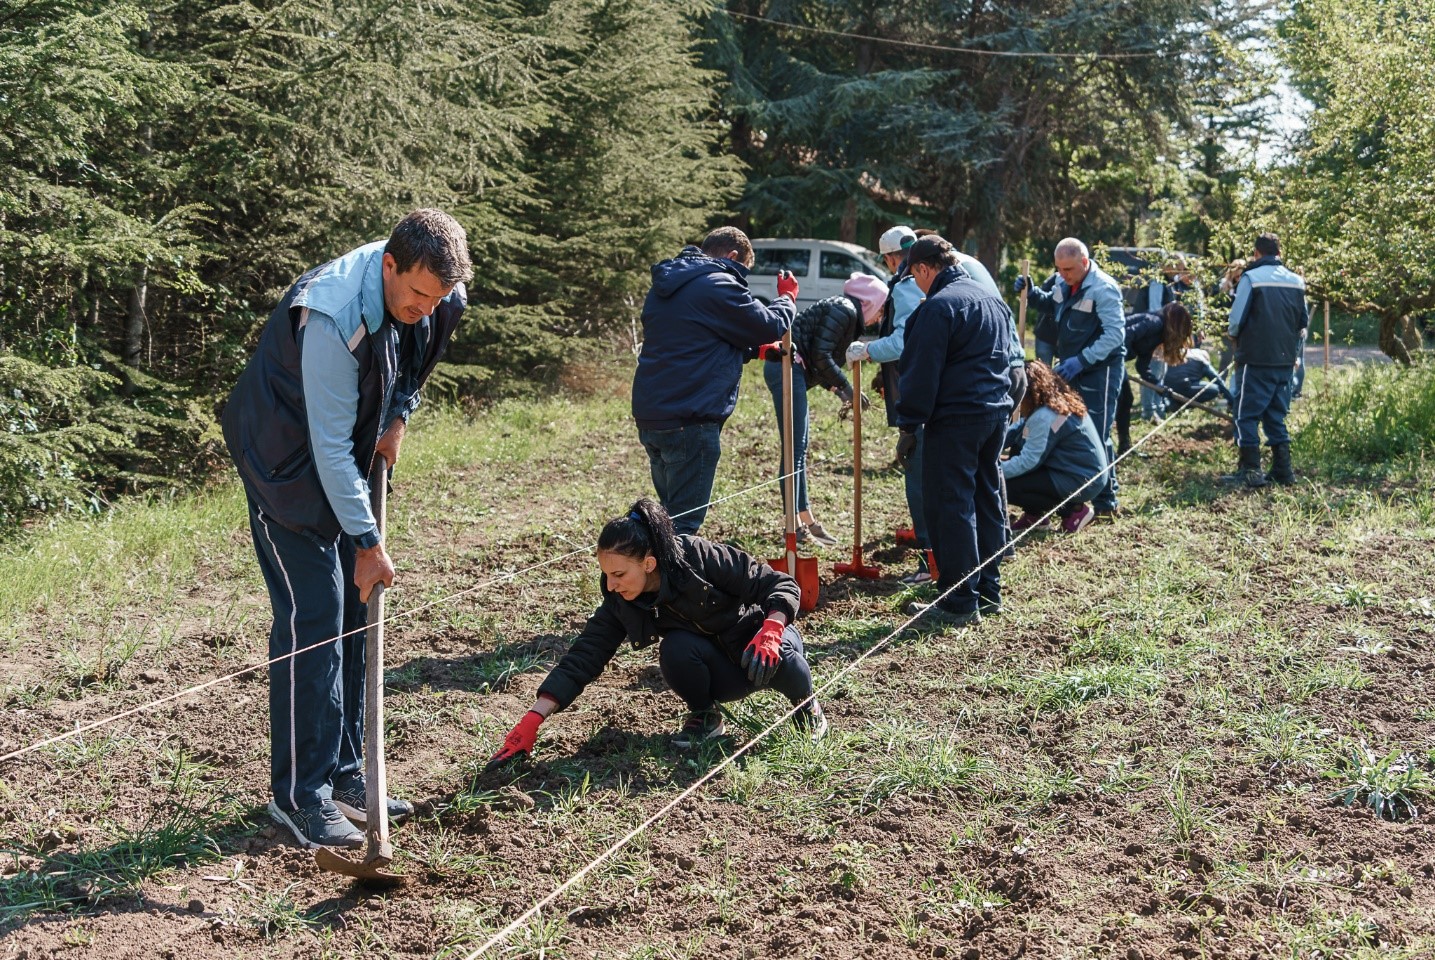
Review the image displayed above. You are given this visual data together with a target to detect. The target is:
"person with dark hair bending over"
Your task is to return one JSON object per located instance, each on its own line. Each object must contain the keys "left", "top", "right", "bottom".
{"left": 1004, "top": 361, "right": 1108, "bottom": 535}
{"left": 485, "top": 498, "right": 827, "bottom": 768}
{"left": 1114, "top": 302, "right": 1192, "bottom": 458}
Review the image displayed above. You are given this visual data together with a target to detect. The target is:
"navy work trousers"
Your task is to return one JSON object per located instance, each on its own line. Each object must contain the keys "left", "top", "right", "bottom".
{"left": 659, "top": 626, "right": 814, "bottom": 713}
{"left": 1233, "top": 364, "right": 1293, "bottom": 448}
{"left": 923, "top": 415, "right": 1008, "bottom": 614}
{"left": 638, "top": 422, "right": 723, "bottom": 535}
{"left": 248, "top": 499, "right": 365, "bottom": 812}
{"left": 1070, "top": 359, "right": 1122, "bottom": 511}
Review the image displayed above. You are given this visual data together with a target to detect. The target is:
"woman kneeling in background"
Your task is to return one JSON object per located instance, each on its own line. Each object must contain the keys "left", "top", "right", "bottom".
{"left": 1004, "top": 361, "right": 1108, "bottom": 536}
{"left": 485, "top": 498, "right": 827, "bottom": 770}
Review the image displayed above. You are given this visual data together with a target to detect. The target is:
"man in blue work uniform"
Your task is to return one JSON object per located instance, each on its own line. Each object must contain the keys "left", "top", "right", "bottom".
{"left": 632, "top": 227, "right": 796, "bottom": 535}
{"left": 1226, "top": 232, "right": 1307, "bottom": 487}
{"left": 1020, "top": 238, "right": 1126, "bottom": 517}
{"left": 895, "top": 236, "right": 1013, "bottom": 626}
{"left": 222, "top": 210, "right": 471, "bottom": 848}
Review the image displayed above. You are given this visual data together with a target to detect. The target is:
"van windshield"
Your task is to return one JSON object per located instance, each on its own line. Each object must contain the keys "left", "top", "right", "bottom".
{"left": 751, "top": 248, "right": 810, "bottom": 276}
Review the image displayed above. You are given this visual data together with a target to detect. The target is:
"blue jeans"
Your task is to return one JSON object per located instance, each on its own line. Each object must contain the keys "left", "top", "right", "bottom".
{"left": 659, "top": 626, "right": 814, "bottom": 713}
{"left": 1071, "top": 359, "right": 1122, "bottom": 511}
{"left": 763, "top": 359, "right": 811, "bottom": 514}
{"left": 248, "top": 498, "right": 365, "bottom": 811}
{"left": 1141, "top": 358, "right": 1168, "bottom": 419}
{"left": 924, "top": 415, "right": 1008, "bottom": 614}
{"left": 1233, "top": 365, "right": 1292, "bottom": 447}
{"left": 638, "top": 422, "right": 723, "bottom": 535}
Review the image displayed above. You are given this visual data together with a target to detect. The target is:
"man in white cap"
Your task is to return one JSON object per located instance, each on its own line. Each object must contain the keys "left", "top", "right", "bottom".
{"left": 845, "top": 225, "right": 933, "bottom": 582}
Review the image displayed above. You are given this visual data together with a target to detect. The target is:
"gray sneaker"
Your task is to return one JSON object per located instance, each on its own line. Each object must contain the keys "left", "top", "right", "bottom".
{"left": 332, "top": 775, "right": 415, "bottom": 826}
{"left": 269, "top": 799, "right": 364, "bottom": 850}
{"left": 804, "top": 522, "right": 838, "bottom": 549}
{"left": 671, "top": 709, "right": 725, "bottom": 749}
{"left": 904, "top": 600, "right": 982, "bottom": 629}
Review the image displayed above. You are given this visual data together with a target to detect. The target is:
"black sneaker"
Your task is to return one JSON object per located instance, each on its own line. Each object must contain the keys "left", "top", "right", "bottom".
{"left": 904, "top": 600, "right": 982, "bottom": 629}
{"left": 792, "top": 700, "right": 829, "bottom": 742}
{"left": 977, "top": 595, "right": 1003, "bottom": 617}
{"left": 671, "top": 709, "right": 725, "bottom": 749}
{"left": 332, "top": 775, "right": 415, "bottom": 826}
{"left": 268, "top": 799, "right": 364, "bottom": 850}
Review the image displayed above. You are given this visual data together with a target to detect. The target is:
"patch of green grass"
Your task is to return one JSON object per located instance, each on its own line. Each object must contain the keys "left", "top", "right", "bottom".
{"left": 1021, "top": 664, "right": 1161, "bottom": 712}
{"left": 1234, "top": 707, "right": 1333, "bottom": 775}
{"left": 1296, "top": 362, "right": 1435, "bottom": 474}
{"left": 1325, "top": 741, "right": 1433, "bottom": 821}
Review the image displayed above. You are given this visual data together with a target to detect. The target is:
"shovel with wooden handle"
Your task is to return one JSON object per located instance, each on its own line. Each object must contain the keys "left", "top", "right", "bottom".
{"left": 834, "top": 359, "right": 881, "bottom": 579}
{"left": 315, "top": 454, "right": 405, "bottom": 888}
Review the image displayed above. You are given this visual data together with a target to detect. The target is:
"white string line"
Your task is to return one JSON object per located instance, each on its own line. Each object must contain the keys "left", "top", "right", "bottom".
{"left": 463, "top": 366, "right": 1225, "bottom": 959}
{"left": 726, "top": 10, "right": 1161, "bottom": 60}
{"left": 0, "top": 465, "right": 817, "bottom": 767}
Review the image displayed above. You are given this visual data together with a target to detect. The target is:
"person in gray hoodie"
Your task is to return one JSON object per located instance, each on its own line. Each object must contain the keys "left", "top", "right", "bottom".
{"left": 1002, "top": 361, "right": 1108, "bottom": 535}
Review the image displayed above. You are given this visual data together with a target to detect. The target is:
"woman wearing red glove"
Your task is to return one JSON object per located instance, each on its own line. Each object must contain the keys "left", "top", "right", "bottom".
{"left": 486, "top": 498, "right": 827, "bottom": 770}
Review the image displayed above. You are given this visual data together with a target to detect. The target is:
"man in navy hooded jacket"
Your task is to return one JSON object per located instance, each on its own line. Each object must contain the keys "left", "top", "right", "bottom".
{"left": 632, "top": 227, "right": 796, "bottom": 534}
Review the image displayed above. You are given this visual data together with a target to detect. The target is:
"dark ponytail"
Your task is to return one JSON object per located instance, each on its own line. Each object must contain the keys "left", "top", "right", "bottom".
{"left": 597, "top": 497, "right": 682, "bottom": 577}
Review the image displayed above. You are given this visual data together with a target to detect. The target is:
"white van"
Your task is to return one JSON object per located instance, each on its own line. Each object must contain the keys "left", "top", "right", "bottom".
{"left": 747, "top": 238, "right": 889, "bottom": 310}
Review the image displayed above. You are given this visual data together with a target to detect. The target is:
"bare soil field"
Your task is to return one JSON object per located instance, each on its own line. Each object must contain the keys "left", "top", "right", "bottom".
{"left": 3, "top": 363, "right": 1433, "bottom": 959}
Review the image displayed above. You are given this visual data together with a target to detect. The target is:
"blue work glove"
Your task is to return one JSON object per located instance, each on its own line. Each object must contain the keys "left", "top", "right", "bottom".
{"left": 1012, "top": 275, "right": 1030, "bottom": 294}
{"left": 1054, "top": 356, "right": 1086, "bottom": 382}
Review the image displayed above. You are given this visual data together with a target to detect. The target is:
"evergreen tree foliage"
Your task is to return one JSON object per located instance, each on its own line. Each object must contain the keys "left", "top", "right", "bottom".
{"left": 0, "top": 0, "right": 739, "bottom": 527}
{"left": 706, "top": 1, "right": 1271, "bottom": 264}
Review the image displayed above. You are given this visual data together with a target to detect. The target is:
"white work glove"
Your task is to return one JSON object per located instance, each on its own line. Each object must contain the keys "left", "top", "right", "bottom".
{"left": 845, "top": 341, "right": 869, "bottom": 364}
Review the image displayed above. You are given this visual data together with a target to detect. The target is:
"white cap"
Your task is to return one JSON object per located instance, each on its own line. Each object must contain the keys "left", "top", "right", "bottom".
{"left": 878, "top": 225, "right": 917, "bottom": 255}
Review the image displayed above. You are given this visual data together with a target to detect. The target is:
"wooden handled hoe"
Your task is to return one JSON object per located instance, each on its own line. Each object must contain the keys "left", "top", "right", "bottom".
{"left": 315, "top": 455, "right": 405, "bottom": 887}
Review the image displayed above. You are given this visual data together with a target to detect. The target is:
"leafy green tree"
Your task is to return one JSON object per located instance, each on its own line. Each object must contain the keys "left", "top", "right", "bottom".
{"left": 1242, "top": 0, "right": 1435, "bottom": 362}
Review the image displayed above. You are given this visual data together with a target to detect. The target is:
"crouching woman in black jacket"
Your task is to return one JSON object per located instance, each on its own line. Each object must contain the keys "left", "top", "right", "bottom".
{"left": 485, "top": 498, "right": 827, "bottom": 769}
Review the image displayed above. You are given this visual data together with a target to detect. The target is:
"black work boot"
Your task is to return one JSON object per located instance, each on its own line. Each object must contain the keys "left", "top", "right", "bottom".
{"left": 1267, "top": 442, "right": 1295, "bottom": 486}
{"left": 1222, "top": 446, "right": 1266, "bottom": 487}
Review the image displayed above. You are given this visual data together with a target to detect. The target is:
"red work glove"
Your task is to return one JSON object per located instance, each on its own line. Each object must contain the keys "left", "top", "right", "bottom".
{"left": 485, "top": 710, "right": 545, "bottom": 771}
{"left": 776, "top": 269, "right": 799, "bottom": 302}
{"left": 741, "top": 617, "right": 785, "bottom": 685}
{"left": 760, "top": 340, "right": 784, "bottom": 362}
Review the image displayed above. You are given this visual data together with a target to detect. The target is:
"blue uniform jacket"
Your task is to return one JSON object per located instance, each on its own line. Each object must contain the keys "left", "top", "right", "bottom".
{"left": 632, "top": 247, "right": 794, "bottom": 430}
{"left": 895, "top": 265, "right": 1014, "bottom": 430}
{"left": 1228, "top": 255, "right": 1307, "bottom": 366}
{"left": 1028, "top": 263, "right": 1126, "bottom": 368}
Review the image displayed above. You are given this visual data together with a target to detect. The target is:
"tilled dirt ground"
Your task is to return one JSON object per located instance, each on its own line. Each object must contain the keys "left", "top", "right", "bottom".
{"left": 3, "top": 379, "right": 1434, "bottom": 960}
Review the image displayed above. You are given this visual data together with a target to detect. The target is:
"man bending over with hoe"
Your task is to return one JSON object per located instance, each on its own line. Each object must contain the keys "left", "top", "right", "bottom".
{"left": 223, "top": 210, "right": 471, "bottom": 849}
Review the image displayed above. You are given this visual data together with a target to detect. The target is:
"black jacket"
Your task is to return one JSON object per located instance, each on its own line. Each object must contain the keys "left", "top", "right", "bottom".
{"left": 1123, "top": 311, "right": 1167, "bottom": 383}
{"left": 537, "top": 536, "right": 802, "bottom": 709}
{"left": 786, "top": 295, "right": 862, "bottom": 400}
{"left": 896, "top": 266, "right": 1014, "bottom": 430}
{"left": 632, "top": 247, "right": 794, "bottom": 430}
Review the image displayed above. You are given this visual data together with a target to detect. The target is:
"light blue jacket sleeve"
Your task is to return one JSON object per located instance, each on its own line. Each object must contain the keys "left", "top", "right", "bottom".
{"left": 301, "top": 312, "right": 379, "bottom": 542}
{"left": 865, "top": 277, "right": 921, "bottom": 363}
{"left": 1081, "top": 280, "right": 1127, "bottom": 367}
{"left": 1228, "top": 274, "right": 1253, "bottom": 338}
{"left": 1001, "top": 407, "right": 1056, "bottom": 479}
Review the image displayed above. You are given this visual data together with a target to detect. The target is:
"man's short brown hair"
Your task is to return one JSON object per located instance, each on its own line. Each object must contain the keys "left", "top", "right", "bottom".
{"left": 700, "top": 226, "right": 754, "bottom": 267}
{"left": 386, "top": 209, "right": 474, "bottom": 286}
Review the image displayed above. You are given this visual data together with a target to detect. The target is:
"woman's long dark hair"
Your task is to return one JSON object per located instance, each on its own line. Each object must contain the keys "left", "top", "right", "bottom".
{"left": 596, "top": 497, "right": 681, "bottom": 577}
{"left": 1160, "top": 302, "right": 1192, "bottom": 365}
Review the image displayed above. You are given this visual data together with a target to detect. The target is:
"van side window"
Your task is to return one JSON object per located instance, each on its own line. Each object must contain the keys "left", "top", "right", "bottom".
{"left": 820, "top": 251, "right": 867, "bottom": 279}
{"left": 751, "top": 248, "right": 811, "bottom": 277}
